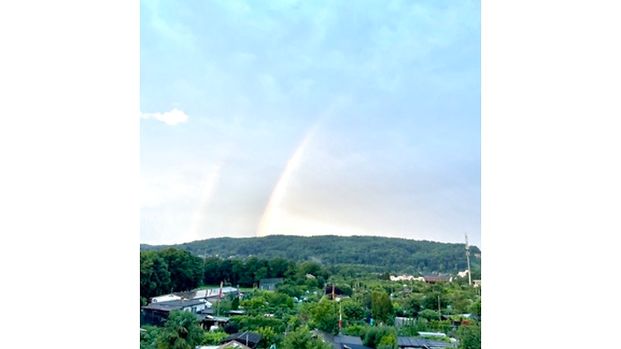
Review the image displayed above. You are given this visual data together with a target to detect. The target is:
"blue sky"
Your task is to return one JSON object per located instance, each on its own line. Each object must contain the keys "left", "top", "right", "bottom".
{"left": 140, "top": 0, "right": 480, "bottom": 247}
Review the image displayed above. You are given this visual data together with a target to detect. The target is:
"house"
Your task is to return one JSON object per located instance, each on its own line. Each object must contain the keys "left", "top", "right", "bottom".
{"left": 417, "top": 332, "right": 447, "bottom": 339}
{"left": 422, "top": 275, "right": 452, "bottom": 284}
{"left": 227, "top": 310, "right": 246, "bottom": 316}
{"left": 151, "top": 293, "right": 182, "bottom": 303}
{"left": 141, "top": 298, "right": 210, "bottom": 326}
{"left": 177, "top": 287, "right": 240, "bottom": 301}
{"left": 222, "top": 331, "right": 262, "bottom": 349}
{"left": 259, "top": 278, "right": 283, "bottom": 291}
{"left": 394, "top": 316, "right": 416, "bottom": 327}
{"left": 218, "top": 342, "right": 252, "bottom": 349}
{"left": 472, "top": 280, "right": 481, "bottom": 288}
{"left": 198, "top": 314, "right": 230, "bottom": 331}
{"left": 457, "top": 270, "right": 469, "bottom": 278}
{"left": 440, "top": 314, "right": 473, "bottom": 328}
{"left": 390, "top": 274, "right": 425, "bottom": 282}
{"left": 396, "top": 336, "right": 453, "bottom": 349}
{"left": 324, "top": 284, "right": 350, "bottom": 300}
{"left": 313, "top": 330, "right": 373, "bottom": 349}
{"left": 197, "top": 343, "right": 251, "bottom": 349}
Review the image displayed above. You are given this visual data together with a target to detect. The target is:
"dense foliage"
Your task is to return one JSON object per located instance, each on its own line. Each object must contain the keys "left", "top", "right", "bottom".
{"left": 140, "top": 242, "right": 482, "bottom": 349}
{"left": 281, "top": 326, "right": 332, "bottom": 349}
{"left": 141, "top": 235, "right": 481, "bottom": 275}
{"left": 140, "top": 249, "right": 331, "bottom": 302}
{"left": 156, "top": 311, "right": 203, "bottom": 349}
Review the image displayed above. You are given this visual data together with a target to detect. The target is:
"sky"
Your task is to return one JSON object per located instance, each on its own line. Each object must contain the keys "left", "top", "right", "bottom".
{"left": 140, "top": 0, "right": 481, "bottom": 247}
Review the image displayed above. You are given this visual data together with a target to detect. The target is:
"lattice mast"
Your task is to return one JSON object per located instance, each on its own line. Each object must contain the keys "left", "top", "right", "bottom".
{"left": 465, "top": 233, "right": 472, "bottom": 286}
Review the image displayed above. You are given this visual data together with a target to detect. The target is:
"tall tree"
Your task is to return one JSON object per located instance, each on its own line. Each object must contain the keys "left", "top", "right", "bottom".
{"left": 281, "top": 327, "right": 331, "bottom": 349}
{"left": 310, "top": 298, "right": 339, "bottom": 335}
{"left": 156, "top": 311, "right": 203, "bottom": 349}
{"left": 371, "top": 290, "right": 394, "bottom": 324}
{"left": 160, "top": 248, "right": 203, "bottom": 291}
{"left": 457, "top": 323, "right": 481, "bottom": 349}
{"left": 141, "top": 251, "right": 172, "bottom": 300}
{"left": 341, "top": 299, "right": 365, "bottom": 321}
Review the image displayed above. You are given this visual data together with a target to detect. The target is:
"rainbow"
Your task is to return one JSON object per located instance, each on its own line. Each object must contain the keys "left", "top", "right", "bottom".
{"left": 257, "top": 125, "right": 319, "bottom": 237}
{"left": 188, "top": 163, "right": 222, "bottom": 241}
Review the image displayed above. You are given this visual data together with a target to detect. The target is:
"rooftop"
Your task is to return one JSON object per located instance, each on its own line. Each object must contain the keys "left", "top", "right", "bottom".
{"left": 224, "top": 331, "right": 262, "bottom": 346}
{"left": 397, "top": 336, "right": 451, "bottom": 348}
{"left": 142, "top": 298, "right": 206, "bottom": 311}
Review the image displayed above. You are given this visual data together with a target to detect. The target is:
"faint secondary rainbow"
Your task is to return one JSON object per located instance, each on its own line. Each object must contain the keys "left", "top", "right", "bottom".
{"left": 188, "top": 163, "right": 223, "bottom": 241}
{"left": 256, "top": 125, "right": 319, "bottom": 237}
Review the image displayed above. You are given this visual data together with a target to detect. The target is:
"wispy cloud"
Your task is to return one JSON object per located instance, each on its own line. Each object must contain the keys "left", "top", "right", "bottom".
{"left": 142, "top": 0, "right": 196, "bottom": 50}
{"left": 141, "top": 108, "right": 189, "bottom": 126}
{"left": 140, "top": 0, "right": 481, "bottom": 246}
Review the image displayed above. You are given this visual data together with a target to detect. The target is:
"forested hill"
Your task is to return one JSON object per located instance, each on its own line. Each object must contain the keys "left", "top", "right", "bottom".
{"left": 141, "top": 235, "right": 481, "bottom": 275}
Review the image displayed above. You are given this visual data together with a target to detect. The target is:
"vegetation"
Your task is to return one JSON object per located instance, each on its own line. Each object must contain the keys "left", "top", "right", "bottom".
{"left": 201, "top": 330, "right": 228, "bottom": 345}
{"left": 140, "top": 241, "right": 482, "bottom": 349}
{"left": 141, "top": 235, "right": 481, "bottom": 275}
{"left": 156, "top": 311, "right": 203, "bottom": 349}
{"left": 280, "top": 326, "right": 332, "bottom": 349}
{"left": 457, "top": 323, "right": 481, "bottom": 349}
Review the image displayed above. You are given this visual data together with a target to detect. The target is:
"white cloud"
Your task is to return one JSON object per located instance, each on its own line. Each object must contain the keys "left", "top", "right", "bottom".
{"left": 141, "top": 108, "right": 189, "bottom": 126}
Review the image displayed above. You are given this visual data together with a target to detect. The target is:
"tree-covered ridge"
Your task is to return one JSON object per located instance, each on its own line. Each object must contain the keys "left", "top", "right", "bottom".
{"left": 141, "top": 235, "right": 481, "bottom": 275}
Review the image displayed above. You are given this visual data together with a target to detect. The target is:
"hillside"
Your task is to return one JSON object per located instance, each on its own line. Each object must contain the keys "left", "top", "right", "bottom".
{"left": 141, "top": 235, "right": 481, "bottom": 275}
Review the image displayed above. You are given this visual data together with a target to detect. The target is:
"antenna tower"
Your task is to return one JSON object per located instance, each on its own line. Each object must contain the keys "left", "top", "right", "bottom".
{"left": 465, "top": 233, "right": 472, "bottom": 286}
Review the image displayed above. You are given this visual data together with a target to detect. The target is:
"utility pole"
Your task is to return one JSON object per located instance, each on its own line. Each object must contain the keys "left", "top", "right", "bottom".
{"left": 203, "top": 249, "right": 207, "bottom": 286}
{"left": 465, "top": 233, "right": 472, "bottom": 286}
{"left": 338, "top": 301, "right": 342, "bottom": 333}
{"left": 438, "top": 294, "right": 441, "bottom": 321}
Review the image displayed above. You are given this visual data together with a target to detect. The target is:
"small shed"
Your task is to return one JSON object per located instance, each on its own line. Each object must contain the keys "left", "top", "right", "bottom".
{"left": 259, "top": 278, "right": 284, "bottom": 291}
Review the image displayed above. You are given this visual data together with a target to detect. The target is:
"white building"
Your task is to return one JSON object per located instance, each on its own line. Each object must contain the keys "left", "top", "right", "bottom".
{"left": 151, "top": 294, "right": 182, "bottom": 303}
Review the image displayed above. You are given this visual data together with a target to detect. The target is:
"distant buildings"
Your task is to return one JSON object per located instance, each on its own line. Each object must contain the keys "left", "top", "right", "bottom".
{"left": 313, "top": 330, "right": 373, "bottom": 349}
{"left": 422, "top": 275, "right": 452, "bottom": 284}
{"left": 141, "top": 298, "right": 209, "bottom": 326}
{"left": 390, "top": 275, "right": 425, "bottom": 282}
{"left": 223, "top": 331, "right": 262, "bottom": 349}
{"left": 396, "top": 336, "right": 454, "bottom": 349}
{"left": 457, "top": 270, "right": 469, "bottom": 278}
{"left": 389, "top": 274, "right": 456, "bottom": 283}
{"left": 196, "top": 332, "right": 262, "bottom": 349}
{"left": 394, "top": 316, "right": 416, "bottom": 327}
{"left": 151, "top": 294, "right": 182, "bottom": 303}
{"left": 142, "top": 286, "right": 240, "bottom": 327}
{"left": 259, "top": 278, "right": 283, "bottom": 291}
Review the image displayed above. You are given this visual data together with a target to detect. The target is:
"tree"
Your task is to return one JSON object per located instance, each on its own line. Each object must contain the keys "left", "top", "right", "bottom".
{"left": 256, "top": 326, "right": 280, "bottom": 348}
{"left": 469, "top": 299, "right": 481, "bottom": 319}
{"left": 156, "top": 311, "right": 203, "bottom": 349}
{"left": 363, "top": 326, "right": 395, "bottom": 349}
{"left": 405, "top": 294, "right": 423, "bottom": 317}
{"left": 203, "top": 257, "right": 222, "bottom": 285}
{"left": 449, "top": 291, "right": 472, "bottom": 314}
{"left": 281, "top": 327, "right": 331, "bottom": 349}
{"left": 377, "top": 332, "right": 397, "bottom": 349}
{"left": 457, "top": 323, "right": 481, "bottom": 349}
{"left": 230, "top": 315, "right": 286, "bottom": 333}
{"left": 141, "top": 251, "right": 172, "bottom": 300}
{"left": 201, "top": 330, "right": 228, "bottom": 345}
{"left": 140, "top": 326, "right": 160, "bottom": 349}
{"left": 342, "top": 323, "right": 368, "bottom": 336}
{"left": 371, "top": 290, "right": 394, "bottom": 323}
{"left": 160, "top": 248, "right": 203, "bottom": 292}
{"left": 418, "top": 309, "right": 440, "bottom": 322}
{"left": 268, "top": 258, "right": 291, "bottom": 277}
{"left": 341, "top": 298, "right": 365, "bottom": 321}
{"left": 309, "top": 298, "right": 339, "bottom": 334}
